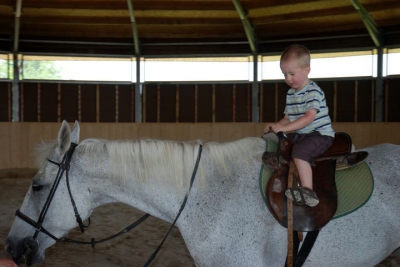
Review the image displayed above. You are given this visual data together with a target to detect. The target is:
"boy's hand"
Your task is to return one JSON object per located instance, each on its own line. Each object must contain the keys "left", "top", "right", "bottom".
{"left": 270, "top": 124, "right": 286, "bottom": 133}
{"left": 264, "top": 123, "right": 274, "bottom": 133}
{"left": 0, "top": 259, "right": 18, "bottom": 267}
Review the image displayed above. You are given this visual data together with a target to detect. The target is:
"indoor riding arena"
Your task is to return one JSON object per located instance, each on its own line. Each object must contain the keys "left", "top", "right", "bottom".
{"left": 1, "top": 0, "right": 400, "bottom": 266}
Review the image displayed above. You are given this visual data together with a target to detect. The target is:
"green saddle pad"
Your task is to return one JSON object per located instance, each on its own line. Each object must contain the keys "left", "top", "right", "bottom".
{"left": 259, "top": 139, "right": 374, "bottom": 219}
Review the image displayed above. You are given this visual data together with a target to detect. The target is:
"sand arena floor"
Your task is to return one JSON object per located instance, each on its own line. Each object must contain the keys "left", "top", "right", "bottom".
{"left": 0, "top": 169, "right": 399, "bottom": 267}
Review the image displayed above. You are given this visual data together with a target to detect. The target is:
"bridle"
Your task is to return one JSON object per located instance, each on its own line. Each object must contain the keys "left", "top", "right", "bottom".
{"left": 14, "top": 141, "right": 202, "bottom": 267}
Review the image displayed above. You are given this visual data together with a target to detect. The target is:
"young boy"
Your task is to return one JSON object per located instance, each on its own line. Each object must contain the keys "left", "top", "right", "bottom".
{"left": 264, "top": 44, "right": 335, "bottom": 207}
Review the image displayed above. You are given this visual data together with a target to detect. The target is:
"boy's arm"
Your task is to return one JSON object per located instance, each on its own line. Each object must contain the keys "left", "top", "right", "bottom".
{"left": 270, "top": 109, "right": 317, "bottom": 133}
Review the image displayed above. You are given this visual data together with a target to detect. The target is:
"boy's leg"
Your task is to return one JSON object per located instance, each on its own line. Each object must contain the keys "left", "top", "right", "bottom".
{"left": 293, "top": 158, "right": 313, "bottom": 189}
{"left": 285, "top": 133, "right": 333, "bottom": 207}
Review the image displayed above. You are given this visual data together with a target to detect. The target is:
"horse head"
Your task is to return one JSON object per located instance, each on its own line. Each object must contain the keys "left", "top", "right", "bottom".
{"left": 5, "top": 121, "right": 92, "bottom": 266}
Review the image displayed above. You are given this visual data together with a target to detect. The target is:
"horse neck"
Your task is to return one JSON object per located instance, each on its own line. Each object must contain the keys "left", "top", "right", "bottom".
{"left": 85, "top": 158, "right": 193, "bottom": 224}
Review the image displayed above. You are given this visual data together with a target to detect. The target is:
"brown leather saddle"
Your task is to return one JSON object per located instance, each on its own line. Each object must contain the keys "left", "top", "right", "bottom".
{"left": 264, "top": 132, "right": 352, "bottom": 232}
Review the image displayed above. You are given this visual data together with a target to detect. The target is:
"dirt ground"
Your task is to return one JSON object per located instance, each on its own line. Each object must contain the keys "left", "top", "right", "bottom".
{"left": 1, "top": 169, "right": 399, "bottom": 267}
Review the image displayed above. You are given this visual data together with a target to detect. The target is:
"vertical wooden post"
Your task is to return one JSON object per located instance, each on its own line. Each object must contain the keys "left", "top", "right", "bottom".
{"left": 259, "top": 83, "right": 264, "bottom": 122}
{"left": 7, "top": 82, "right": 11, "bottom": 121}
{"left": 385, "top": 79, "right": 389, "bottom": 122}
{"left": 157, "top": 84, "right": 160, "bottom": 122}
{"left": 37, "top": 83, "right": 41, "bottom": 122}
{"left": 131, "top": 84, "right": 135, "bottom": 122}
{"left": 78, "top": 85, "right": 82, "bottom": 122}
{"left": 354, "top": 80, "right": 358, "bottom": 122}
{"left": 142, "top": 85, "right": 146, "bottom": 123}
{"left": 96, "top": 84, "right": 100, "bottom": 123}
{"left": 247, "top": 83, "right": 251, "bottom": 122}
{"left": 195, "top": 84, "right": 198, "bottom": 123}
{"left": 274, "top": 83, "right": 279, "bottom": 122}
{"left": 333, "top": 81, "right": 337, "bottom": 122}
{"left": 232, "top": 84, "right": 236, "bottom": 122}
{"left": 20, "top": 83, "right": 24, "bottom": 122}
{"left": 212, "top": 84, "right": 216, "bottom": 123}
{"left": 371, "top": 80, "right": 375, "bottom": 122}
{"left": 176, "top": 84, "right": 180, "bottom": 122}
{"left": 57, "top": 83, "right": 61, "bottom": 122}
{"left": 115, "top": 84, "right": 119, "bottom": 122}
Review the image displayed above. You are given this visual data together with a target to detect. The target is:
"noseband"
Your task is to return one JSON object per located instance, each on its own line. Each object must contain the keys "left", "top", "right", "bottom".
{"left": 14, "top": 142, "right": 202, "bottom": 267}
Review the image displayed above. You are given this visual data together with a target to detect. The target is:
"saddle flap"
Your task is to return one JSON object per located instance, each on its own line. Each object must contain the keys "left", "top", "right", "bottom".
{"left": 266, "top": 159, "right": 338, "bottom": 232}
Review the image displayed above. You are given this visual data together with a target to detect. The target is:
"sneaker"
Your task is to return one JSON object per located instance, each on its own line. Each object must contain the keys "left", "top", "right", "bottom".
{"left": 285, "top": 187, "right": 320, "bottom": 207}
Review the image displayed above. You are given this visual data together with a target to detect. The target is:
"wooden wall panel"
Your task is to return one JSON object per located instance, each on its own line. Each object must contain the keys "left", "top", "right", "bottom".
{"left": 197, "top": 84, "right": 213, "bottom": 122}
{"left": 387, "top": 78, "right": 400, "bottom": 122}
{"left": 21, "top": 83, "right": 38, "bottom": 122}
{"left": 215, "top": 84, "right": 233, "bottom": 122}
{"left": 336, "top": 81, "right": 355, "bottom": 122}
{"left": 1, "top": 78, "right": 399, "bottom": 124}
{"left": 143, "top": 84, "right": 157, "bottom": 122}
{"left": 60, "top": 84, "right": 79, "bottom": 122}
{"left": 40, "top": 83, "right": 58, "bottom": 122}
{"left": 178, "top": 84, "right": 195, "bottom": 122}
{"left": 159, "top": 84, "right": 176, "bottom": 122}
{"left": 118, "top": 84, "right": 134, "bottom": 122}
{"left": 0, "top": 82, "right": 10, "bottom": 121}
{"left": 99, "top": 84, "right": 116, "bottom": 122}
{"left": 260, "top": 83, "right": 276, "bottom": 122}
{"left": 80, "top": 84, "right": 96, "bottom": 122}
{"left": 357, "top": 80, "right": 373, "bottom": 122}
{"left": 234, "top": 84, "right": 250, "bottom": 122}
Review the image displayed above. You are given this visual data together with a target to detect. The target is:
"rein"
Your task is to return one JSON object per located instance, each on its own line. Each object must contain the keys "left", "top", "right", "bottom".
{"left": 15, "top": 141, "right": 203, "bottom": 267}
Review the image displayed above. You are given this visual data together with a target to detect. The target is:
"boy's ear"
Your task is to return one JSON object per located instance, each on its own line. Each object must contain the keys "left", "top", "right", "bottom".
{"left": 305, "top": 66, "right": 311, "bottom": 75}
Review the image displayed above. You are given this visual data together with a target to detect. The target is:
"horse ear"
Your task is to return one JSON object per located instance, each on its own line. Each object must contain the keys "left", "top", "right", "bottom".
{"left": 71, "top": 120, "right": 80, "bottom": 144}
{"left": 57, "top": 120, "right": 71, "bottom": 155}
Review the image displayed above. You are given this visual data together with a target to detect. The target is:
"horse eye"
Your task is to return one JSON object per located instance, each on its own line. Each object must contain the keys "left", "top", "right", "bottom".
{"left": 32, "top": 184, "right": 43, "bottom": 192}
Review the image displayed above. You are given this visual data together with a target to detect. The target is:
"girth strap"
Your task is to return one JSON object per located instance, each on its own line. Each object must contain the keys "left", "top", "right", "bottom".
{"left": 285, "top": 230, "right": 320, "bottom": 267}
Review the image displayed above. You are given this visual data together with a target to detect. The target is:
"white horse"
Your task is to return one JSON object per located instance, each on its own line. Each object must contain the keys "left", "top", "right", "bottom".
{"left": 5, "top": 121, "right": 400, "bottom": 266}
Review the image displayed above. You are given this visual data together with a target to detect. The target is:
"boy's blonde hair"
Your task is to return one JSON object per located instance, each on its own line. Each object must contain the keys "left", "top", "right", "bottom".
{"left": 280, "top": 44, "right": 310, "bottom": 68}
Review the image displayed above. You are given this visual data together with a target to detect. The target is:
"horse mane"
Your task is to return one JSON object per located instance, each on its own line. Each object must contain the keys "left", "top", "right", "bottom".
{"left": 35, "top": 137, "right": 264, "bottom": 192}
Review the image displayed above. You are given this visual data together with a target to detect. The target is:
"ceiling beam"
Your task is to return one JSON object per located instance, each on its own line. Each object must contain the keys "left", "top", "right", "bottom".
{"left": 232, "top": 0, "right": 257, "bottom": 53}
{"left": 350, "top": 0, "right": 383, "bottom": 47}
{"left": 127, "top": 0, "right": 140, "bottom": 55}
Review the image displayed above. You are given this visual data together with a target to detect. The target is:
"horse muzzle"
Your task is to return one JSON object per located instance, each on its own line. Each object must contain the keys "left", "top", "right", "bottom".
{"left": 5, "top": 236, "right": 42, "bottom": 266}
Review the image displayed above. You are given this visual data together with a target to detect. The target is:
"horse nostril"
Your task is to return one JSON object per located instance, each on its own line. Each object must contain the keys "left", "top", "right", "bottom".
{"left": 5, "top": 240, "right": 13, "bottom": 254}
{"left": 5, "top": 240, "right": 17, "bottom": 261}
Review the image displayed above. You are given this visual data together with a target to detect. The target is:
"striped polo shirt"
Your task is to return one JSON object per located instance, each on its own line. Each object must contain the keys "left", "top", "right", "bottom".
{"left": 284, "top": 81, "right": 335, "bottom": 137}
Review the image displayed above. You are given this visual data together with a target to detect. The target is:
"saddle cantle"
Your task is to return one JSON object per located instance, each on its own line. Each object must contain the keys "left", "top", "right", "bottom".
{"left": 264, "top": 132, "right": 352, "bottom": 232}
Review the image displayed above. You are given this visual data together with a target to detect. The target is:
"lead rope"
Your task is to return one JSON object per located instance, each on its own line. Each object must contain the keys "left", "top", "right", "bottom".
{"left": 143, "top": 144, "right": 203, "bottom": 267}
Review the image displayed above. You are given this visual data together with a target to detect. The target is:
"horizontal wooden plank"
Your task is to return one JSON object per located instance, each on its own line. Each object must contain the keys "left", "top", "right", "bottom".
{"left": 1, "top": 122, "right": 399, "bottom": 169}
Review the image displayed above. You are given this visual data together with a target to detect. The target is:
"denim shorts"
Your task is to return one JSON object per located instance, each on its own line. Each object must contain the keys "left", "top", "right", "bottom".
{"left": 286, "top": 132, "right": 334, "bottom": 166}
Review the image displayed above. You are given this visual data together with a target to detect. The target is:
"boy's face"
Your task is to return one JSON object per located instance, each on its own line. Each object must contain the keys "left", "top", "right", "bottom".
{"left": 280, "top": 59, "right": 310, "bottom": 91}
